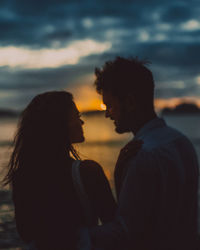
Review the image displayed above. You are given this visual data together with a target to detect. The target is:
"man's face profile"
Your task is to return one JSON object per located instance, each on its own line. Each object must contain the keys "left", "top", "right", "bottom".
{"left": 102, "top": 91, "right": 132, "bottom": 134}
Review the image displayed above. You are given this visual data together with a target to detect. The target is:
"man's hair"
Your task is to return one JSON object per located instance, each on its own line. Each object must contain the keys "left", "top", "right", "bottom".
{"left": 94, "top": 56, "right": 155, "bottom": 108}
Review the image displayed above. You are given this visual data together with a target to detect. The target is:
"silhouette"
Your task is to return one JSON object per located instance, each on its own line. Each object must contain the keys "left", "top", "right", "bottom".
{"left": 3, "top": 91, "right": 116, "bottom": 250}
{"left": 84, "top": 57, "right": 199, "bottom": 250}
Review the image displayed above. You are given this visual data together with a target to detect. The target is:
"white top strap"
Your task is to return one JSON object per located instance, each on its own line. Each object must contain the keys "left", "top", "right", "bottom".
{"left": 72, "top": 160, "right": 94, "bottom": 226}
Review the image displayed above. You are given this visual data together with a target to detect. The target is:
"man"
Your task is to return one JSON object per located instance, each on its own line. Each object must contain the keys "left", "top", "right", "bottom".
{"left": 82, "top": 57, "right": 199, "bottom": 250}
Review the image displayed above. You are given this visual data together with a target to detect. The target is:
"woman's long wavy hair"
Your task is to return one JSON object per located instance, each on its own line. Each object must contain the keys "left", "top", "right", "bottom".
{"left": 3, "top": 91, "right": 80, "bottom": 186}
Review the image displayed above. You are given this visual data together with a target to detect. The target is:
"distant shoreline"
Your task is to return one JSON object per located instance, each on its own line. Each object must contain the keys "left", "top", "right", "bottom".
{"left": 0, "top": 109, "right": 106, "bottom": 119}
{"left": 2, "top": 103, "right": 200, "bottom": 119}
{"left": 162, "top": 103, "right": 200, "bottom": 116}
{"left": 0, "top": 109, "right": 20, "bottom": 119}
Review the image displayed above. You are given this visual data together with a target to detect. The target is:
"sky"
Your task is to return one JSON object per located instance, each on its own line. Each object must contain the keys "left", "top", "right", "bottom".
{"left": 0, "top": 0, "right": 200, "bottom": 111}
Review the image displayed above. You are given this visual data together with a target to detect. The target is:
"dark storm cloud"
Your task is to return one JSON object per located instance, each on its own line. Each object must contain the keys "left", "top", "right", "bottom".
{"left": 160, "top": 3, "right": 192, "bottom": 23}
{"left": 44, "top": 30, "right": 72, "bottom": 40}
{"left": 135, "top": 42, "right": 200, "bottom": 69}
{"left": 0, "top": 0, "right": 172, "bottom": 47}
{"left": 155, "top": 84, "right": 199, "bottom": 99}
{"left": 0, "top": 63, "right": 94, "bottom": 91}
{"left": 0, "top": 0, "right": 198, "bottom": 48}
{"left": 1, "top": 0, "right": 200, "bottom": 109}
{"left": 0, "top": 63, "right": 95, "bottom": 109}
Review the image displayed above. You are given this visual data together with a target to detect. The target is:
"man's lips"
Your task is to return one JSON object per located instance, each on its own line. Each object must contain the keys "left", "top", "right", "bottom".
{"left": 109, "top": 117, "right": 117, "bottom": 125}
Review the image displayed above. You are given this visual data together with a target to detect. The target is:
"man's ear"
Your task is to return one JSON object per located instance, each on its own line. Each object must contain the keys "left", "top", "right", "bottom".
{"left": 124, "top": 95, "right": 135, "bottom": 112}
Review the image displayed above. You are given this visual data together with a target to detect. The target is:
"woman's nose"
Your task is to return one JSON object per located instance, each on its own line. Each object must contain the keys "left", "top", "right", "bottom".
{"left": 80, "top": 119, "right": 84, "bottom": 125}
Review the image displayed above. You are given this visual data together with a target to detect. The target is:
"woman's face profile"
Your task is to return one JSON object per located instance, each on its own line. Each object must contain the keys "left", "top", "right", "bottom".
{"left": 68, "top": 102, "right": 85, "bottom": 144}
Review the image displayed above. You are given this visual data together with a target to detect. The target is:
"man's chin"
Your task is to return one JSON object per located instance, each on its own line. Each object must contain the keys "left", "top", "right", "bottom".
{"left": 115, "top": 125, "right": 130, "bottom": 134}
{"left": 80, "top": 135, "right": 85, "bottom": 143}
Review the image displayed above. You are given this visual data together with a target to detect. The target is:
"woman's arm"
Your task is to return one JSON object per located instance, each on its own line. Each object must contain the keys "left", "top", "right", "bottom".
{"left": 80, "top": 160, "right": 117, "bottom": 224}
{"left": 13, "top": 170, "right": 82, "bottom": 250}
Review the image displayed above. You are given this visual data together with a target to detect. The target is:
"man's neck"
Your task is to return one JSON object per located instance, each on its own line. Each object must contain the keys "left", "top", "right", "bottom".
{"left": 131, "top": 111, "right": 158, "bottom": 135}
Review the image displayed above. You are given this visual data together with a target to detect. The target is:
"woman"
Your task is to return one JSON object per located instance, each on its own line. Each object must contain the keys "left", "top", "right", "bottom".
{"left": 3, "top": 91, "right": 116, "bottom": 250}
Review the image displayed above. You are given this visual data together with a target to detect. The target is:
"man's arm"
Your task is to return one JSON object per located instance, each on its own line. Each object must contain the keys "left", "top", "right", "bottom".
{"left": 89, "top": 152, "right": 159, "bottom": 250}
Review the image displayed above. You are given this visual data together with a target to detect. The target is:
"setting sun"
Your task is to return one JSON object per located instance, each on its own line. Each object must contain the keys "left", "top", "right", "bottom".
{"left": 100, "top": 103, "right": 106, "bottom": 111}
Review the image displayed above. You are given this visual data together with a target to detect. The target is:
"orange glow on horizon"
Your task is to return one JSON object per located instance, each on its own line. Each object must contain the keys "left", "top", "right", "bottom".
{"left": 68, "top": 79, "right": 200, "bottom": 112}
{"left": 67, "top": 75, "right": 105, "bottom": 112}
{"left": 104, "top": 169, "right": 112, "bottom": 181}
{"left": 100, "top": 103, "right": 106, "bottom": 111}
{"left": 76, "top": 98, "right": 103, "bottom": 112}
{"left": 77, "top": 96, "right": 200, "bottom": 112}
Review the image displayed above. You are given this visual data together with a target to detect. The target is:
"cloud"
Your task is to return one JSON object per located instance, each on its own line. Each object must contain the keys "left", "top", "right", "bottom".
{"left": 0, "top": 1, "right": 170, "bottom": 48}
{"left": 161, "top": 4, "right": 192, "bottom": 23}
{"left": 0, "top": 0, "right": 200, "bottom": 110}
{"left": 0, "top": 40, "right": 111, "bottom": 68}
{"left": 44, "top": 30, "right": 72, "bottom": 41}
{"left": 133, "top": 42, "right": 200, "bottom": 70}
{"left": 0, "top": 60, "right": 100, "bottom": 109}
{"left": 181, "top": 19, "right": 200, "bottom": 31}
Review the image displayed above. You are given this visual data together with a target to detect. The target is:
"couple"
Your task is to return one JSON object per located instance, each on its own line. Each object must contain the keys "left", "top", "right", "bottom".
{"left": 3, "top": 57, "right": 199, "bottom": 250}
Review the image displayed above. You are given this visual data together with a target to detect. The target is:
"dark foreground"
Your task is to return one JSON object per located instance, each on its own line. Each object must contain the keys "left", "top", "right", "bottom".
{"left": 0, "top": 190, "right": 25, "bottom": 250}
{"left": 0, "top": 190, "right": 200, "bottom": 250}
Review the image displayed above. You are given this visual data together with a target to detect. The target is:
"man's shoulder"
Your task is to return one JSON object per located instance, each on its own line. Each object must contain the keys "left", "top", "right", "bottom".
{"left": 142, "top": 123, "right": 192, "bottom": 152}
{"left": 126, "top": 149, "right": 159, "bottom": 176}
{"left": 127, "top": 125, "right": 198, "bottom": 175}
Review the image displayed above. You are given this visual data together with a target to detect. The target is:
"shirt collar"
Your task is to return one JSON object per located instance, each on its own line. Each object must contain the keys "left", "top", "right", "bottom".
{"left": 134, "top": 117, "right": 166, "bottom": 140}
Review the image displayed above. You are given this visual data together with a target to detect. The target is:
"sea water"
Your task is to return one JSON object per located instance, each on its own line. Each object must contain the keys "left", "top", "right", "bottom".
{"left": 0, "top": 113, "right": 200, "bottom": 248}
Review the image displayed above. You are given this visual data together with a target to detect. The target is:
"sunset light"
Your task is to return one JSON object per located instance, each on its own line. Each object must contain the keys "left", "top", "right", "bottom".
{"left": 100, "top": 103, "right": 106, "bottom": 110}
{"left": 71, "top": 76, "right": 200, "bottom": 113}
{"left": 68, "top": 75, "right": 104, "bottom": 112}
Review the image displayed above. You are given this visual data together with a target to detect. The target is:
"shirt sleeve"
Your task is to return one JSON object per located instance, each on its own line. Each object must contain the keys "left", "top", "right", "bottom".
{"left": 89, "top": 151, "right": 160, "bottom": 250}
